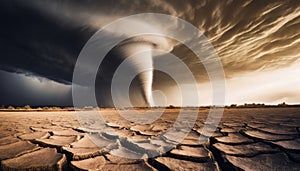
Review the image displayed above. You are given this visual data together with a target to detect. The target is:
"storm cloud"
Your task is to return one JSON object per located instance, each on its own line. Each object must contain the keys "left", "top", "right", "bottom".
{"left": 0, "top": 0, "right": 299, "bottom": 106}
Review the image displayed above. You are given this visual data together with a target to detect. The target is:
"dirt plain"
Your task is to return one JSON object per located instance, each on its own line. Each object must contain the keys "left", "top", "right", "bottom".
{"left": 0, "top": 107, "right": 299, "bottom": 171}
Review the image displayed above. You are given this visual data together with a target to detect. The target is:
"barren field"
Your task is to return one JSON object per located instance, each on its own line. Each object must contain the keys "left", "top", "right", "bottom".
{"left": 0, "top": 108, "right": 299, "bottom": 170}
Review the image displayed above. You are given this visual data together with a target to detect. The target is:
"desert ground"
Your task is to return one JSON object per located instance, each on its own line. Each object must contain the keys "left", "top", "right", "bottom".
{"left": 0, "top": 108, "right": 299, "bottom": 171}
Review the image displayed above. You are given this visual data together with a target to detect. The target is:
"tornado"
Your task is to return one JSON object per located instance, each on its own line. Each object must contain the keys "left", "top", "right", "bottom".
{"left": 114, "top": 35, "right": 172, "bottom": 107}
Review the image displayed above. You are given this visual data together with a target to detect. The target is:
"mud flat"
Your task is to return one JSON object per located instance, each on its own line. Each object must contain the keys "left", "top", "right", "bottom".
{"left": 0, "top": 108, "right": 299, "bottom": 170}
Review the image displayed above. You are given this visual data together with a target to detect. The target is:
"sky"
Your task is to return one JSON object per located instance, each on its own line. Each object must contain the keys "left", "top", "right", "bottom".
{"left": 0, "top": 0, "right": 300, "bottom": 107}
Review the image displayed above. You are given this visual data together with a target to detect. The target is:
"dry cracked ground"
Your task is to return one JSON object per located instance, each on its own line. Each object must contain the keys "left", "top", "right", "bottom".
{"left": 0, "top": 108, "right": 299, "bottom": 171}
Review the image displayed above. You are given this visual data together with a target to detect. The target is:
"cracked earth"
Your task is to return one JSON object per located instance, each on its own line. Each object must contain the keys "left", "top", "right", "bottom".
{"left": 0, "top": 108, "right": 299, "bottom": 170}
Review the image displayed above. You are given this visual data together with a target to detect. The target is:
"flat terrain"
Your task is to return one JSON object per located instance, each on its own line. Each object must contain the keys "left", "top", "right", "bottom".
{"left": 0, "top": 108, "right": 299, "bottom": 170}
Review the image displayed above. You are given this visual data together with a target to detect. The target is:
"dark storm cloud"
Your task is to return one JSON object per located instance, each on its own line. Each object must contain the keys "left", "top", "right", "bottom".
{"left": 1, "top": 0, "right": 299, "bottom": 85}
{"left": 0, "top": 0, "right": 299, "bottom": 91}
{"left": 0, "top": 0, "right": 97, "bottom": 84}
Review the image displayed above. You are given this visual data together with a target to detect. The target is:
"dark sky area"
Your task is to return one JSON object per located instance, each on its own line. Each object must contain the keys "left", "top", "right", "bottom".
{"left": 0, "top": 0, "right": 300, "bottom": 107}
